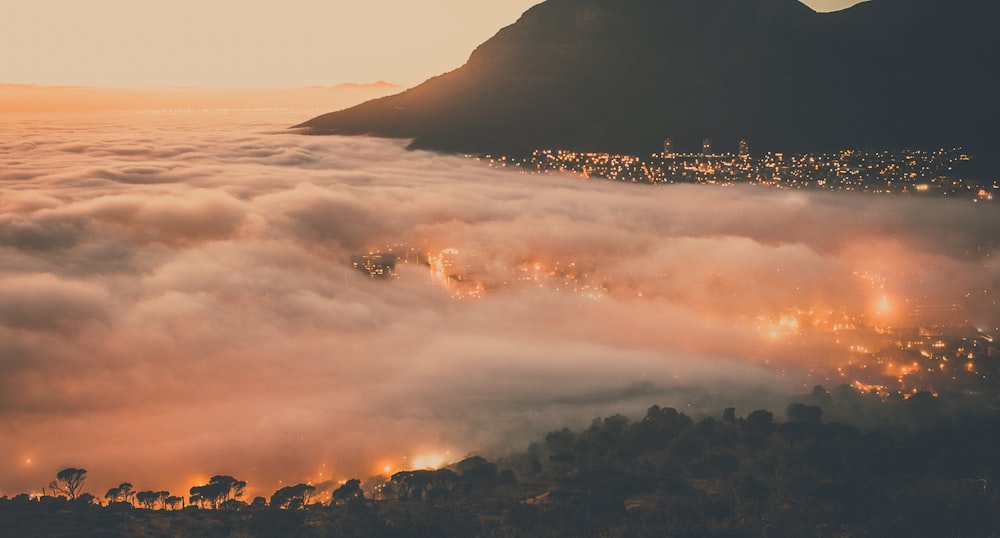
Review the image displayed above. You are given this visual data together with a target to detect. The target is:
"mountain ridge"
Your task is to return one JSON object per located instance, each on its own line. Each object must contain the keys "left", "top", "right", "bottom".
{"left": 297, "top": 0, "right": 999, "bottom": 160}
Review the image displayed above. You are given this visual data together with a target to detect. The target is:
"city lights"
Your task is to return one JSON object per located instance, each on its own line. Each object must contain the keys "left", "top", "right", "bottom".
{"left": 485, "top": 146, "right": 996, "bottom": 199}
{"left": 354, "top": 241, "right": 999, "bottom": 401}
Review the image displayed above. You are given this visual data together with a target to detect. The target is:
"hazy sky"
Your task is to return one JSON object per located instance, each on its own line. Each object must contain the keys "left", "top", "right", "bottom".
{"left": 2, "top": 0, "right": 863, "bottom": 88}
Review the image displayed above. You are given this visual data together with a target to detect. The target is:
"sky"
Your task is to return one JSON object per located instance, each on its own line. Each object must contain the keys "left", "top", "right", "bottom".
{"left": 1, "top": 0, "right": 863, "bottom": 89}
{"left": 1, "top": 110, "right": 997, "bottom": 500}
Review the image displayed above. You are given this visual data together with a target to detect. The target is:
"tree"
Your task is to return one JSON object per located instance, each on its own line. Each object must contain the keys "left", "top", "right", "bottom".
{"left": 270, "top": 484, "right": 315, "bottom": 510}
{"left": 76, "top": 492, "right": 98, "bottom": 505}
{"left": 744, "top": 410, "right": 776, "bottom": 435}
{"left": 780, "top": 403, "right": 825, "bottom": 448}
{"left": 458, "top": 459, "right": 504, "bottom": 491}
{"left": 189, "top": 490, "right": 206, "bottom": 509}
{"left": 165, "top": 495, "right": 184, "bottom": 510}
{"left": 386, "top": 469, "right": 458, "bottom": 501}
{"left": 807, "top": 385, "right": 833, "bottom": 406}
{"left": 743, "top": 410, "right": 776, "bottom": 449}
{"left": 135, "top": 491, "right": 158, "bottom": 509}
{"left": 134, "top": 490, "right": 169, "bottom": 509}
{"left": 545, "top": 428, "right": 577, "bottom": 455}
{"left": 190, "top": 485, "right": 221, "bottom": 509}
{"left": 48, "top": 468, "right": 87, "bottom": 500}
{"left": 105, "top": 482, "right": 135, "bottom": 505}
{"left": 332, "top": 479, "right": 364, "bottom": 505}
{"left": 189, "top": 475, "right": 247, "bottom": 509}
{"left": 118, "top": 482, "right": 135, "bottom": 505}
{"left": 208, "top": 475, "right": 246, "bottom": 501}
{"left": 786, "top": 403, "right": 823, "bottom": 424}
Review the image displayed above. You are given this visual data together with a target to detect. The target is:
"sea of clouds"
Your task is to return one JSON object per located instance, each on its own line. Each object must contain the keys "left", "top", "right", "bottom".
{"left": 1, "top": 110, "right": 996, "bottom": 498}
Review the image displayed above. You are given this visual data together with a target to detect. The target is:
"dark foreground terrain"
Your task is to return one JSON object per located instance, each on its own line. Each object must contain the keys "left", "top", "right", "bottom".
{"left": 4, "top": 385, "right": 1000, "bottom": 537}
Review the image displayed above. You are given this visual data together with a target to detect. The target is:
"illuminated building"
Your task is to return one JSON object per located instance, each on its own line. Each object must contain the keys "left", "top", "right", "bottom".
{"left": 426, "top": 248, "right": 484, "bottom": 298}
{"left": 351, "top": 253, "right": 396, "bottom": 279}
{"left": 702, "top": 138, "right": 712, "bottom": 155}
{"left": 738, "top": 139, "right": 750, "bottom": 158}
{"left": 663, "top": 138, "right": 674, "bottom": 156}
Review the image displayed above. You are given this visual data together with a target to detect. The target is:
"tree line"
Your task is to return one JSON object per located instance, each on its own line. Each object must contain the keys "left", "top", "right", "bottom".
{"left": 3, "top": 384, "right": 1000, "bottom": 537}
{"left": 32, "top": 468, "right": 369, "bottom": 512}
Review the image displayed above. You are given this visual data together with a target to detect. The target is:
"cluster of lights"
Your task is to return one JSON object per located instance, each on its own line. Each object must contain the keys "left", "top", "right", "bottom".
{"left": 752, "top": 269, "right": 998, "bottom": 400}
{"left": 354, "top": 245, "right": 999, "bottom": 401}
{"left": 427, "top": 248, "right": 485, "bottom": 299}
{"left": 482, "top": 147, "right": 997, "bottom": 199}
{"left": 355, "top": 245, "right": 611, "bottom": 300}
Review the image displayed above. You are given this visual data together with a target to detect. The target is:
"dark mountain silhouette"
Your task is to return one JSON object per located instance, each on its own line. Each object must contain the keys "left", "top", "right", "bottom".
{"left": 297, "top": 0, "right": 999, "bottom": 159}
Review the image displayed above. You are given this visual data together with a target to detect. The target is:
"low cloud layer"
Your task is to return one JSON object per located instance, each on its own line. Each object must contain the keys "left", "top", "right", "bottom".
{"left": 1, "top": 110, "right": 996, "bottom": 499}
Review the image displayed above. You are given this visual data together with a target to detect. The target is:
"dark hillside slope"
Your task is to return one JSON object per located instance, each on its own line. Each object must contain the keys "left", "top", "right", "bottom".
{"left": 299, "top": 0, "right": 999, "bottom": 159}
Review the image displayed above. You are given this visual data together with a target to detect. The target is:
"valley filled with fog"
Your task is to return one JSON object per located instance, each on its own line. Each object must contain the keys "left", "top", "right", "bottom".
{"left": 1, "top": 110, "right": 996, "bottom": 499}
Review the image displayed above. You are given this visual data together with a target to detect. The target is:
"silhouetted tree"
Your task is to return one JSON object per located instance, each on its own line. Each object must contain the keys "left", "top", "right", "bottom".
{"left": 48, "top": 468, "right": 87, "bottom": 500}
{"left": 545, "top": 428, "right": 577, "bottom": 455}
{"left": 76, "top": 492, "right": 98, "bottom": 505}
{"left": 164, "top": 495, "right": 184, "bottom": 510}
{"left": 104, "top": 482, "right": 135, "bottom": 505}
{"left": 271, "top": 484, "right": 315, "bottom": 509}
{"left": 387, "top": 469, "right": 459, "bottom": 501}
{"left": 744, "top": 410, "right": 776, "bottom": 434}
{"left": 189, "top": 491, "right": 206, "bottom": 509}
{"left": 133, "top": 490, "right": 169, "bottom": 509}
{"left": 120, "top": 482, "right": 135, "bottom": 505}
{"left": 189, "top": 475, "right": 247, "bottom": 509}
{"left": 458, "top": 458, "right": 504, "bottom": 491}
{"left": 743, "top": 409, "right": 776, "bottom": 449}
{"left": 332, "top": 479, "right": 364, "bottom": 505}
{"left": 135, "top": 491, "right": 157, "bottom": 509}
{"left": 190, "top": 485, "right": 221, "bottom": 509}
{"left": 808, "top": 385, "right": 833, "bottom": 406}
{"left": 208, "top": 475, "right": 246, "bottom": 501}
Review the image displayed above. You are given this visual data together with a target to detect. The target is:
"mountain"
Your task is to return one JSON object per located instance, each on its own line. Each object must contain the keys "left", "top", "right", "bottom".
{"left": 296, "top": 0, "right": 999, "bottom": 159}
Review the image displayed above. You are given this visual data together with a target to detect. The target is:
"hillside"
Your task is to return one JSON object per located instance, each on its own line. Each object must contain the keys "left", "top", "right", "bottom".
{"left": 297, "top": 0, "right": 999, "bottom": 158}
